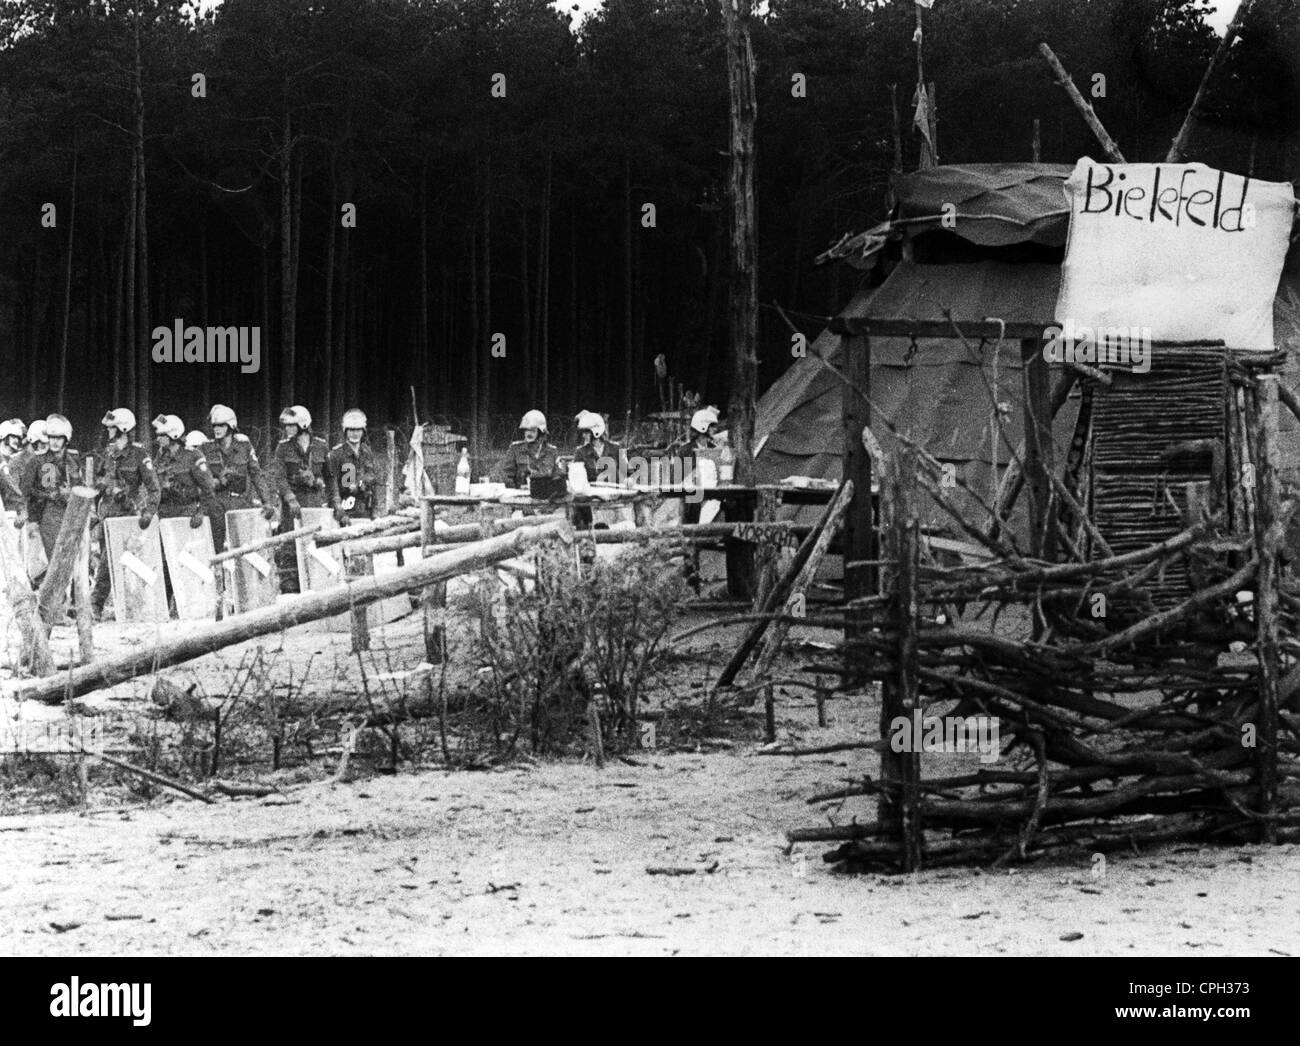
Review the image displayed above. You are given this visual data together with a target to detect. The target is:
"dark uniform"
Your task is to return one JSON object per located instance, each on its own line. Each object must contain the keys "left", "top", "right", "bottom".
{"left": 0, "top": 450, "right": 23, "bottom": 513}
{"left": 271, "top": 434, "right": 330, "bottom": 513}
{"left": 203, "top": 433, "right": 273, "bottom": 551}
{"left": 497, "top": 439, "right": 560, "bottom": 489}
{"left": 20, "top": 448, "right": 83, "bottom": 559}
{"left": 91, "top": 441, "right": 161, "bottom": 614}
{"left": 155, "top": 443, "right": 218, "bottom": 523}
{"left": 326, "top": 440, "right": 378, "bottom": 522}
{"left": 571, "top": 439, "right": 627, "bottom": 530}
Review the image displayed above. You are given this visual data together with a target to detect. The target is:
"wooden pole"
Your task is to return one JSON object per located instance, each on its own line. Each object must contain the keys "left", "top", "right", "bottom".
{"left": 1037, "top": 43, "right": 1127, "bottom": 163}
{"left": 421, "top": 498, "right": 446, "bottom": 663}
{"left": 209, "top": 523, "right": 323, "bottom": 565}
{"left": 15, "top": 520, "right": 571, "bottom": 705}
{"left": 881, "top": 443, "right": 922, "bottom": 871}
{"left": 1165, "top": 0, "right": 1253, "bottom": 163}
{"left": 0, "top": 489, "right": 54, "bottom": 676}
{"left": 842, "top": 333, "right": 874, "bottom": 678}
{"left": 36, "top": 486, "right": 96, "bottom": 626}
{"left": 1253, "top": 374, "right": 1280, "bottom": 843}
{"left": 721, "top": 0, "right": 759, "bottom": 490}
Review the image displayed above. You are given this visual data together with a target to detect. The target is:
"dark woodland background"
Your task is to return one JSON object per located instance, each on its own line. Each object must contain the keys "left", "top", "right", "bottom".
{"left": 0, "top": 0, "right": 1297, "bottom": 451}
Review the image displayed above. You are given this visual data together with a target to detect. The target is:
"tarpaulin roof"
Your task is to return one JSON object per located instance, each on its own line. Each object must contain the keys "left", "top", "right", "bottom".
{"left": 892, "top": 163, "right": 1073, "bottom": 247}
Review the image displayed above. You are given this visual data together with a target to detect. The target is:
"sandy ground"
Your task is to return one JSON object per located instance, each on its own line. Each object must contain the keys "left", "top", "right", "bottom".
{"left": 2, "top": 557, "right": 1299, "bottom": 956}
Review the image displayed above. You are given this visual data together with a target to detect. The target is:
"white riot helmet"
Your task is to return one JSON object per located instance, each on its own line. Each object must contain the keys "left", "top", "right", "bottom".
{"left": 152, "top": 414, "right": 184, "bottom": 440}
{"left": 0, "top": 419, "right": 26, "bottom": 442}
{"left": 690, "top": 407, "right": 720, "bottom": 436}
{"left": 574, "top": 410, "right": 606, "bottom": 439}
{"left": 185, "top": 431, "right": 209, "bottom": 451}
{"left": 341, "top": 408, "right": 367, "bottom": 431}
{"left": 26, "top": 420, "right": 48, "bottom": 445}
{"left": 46, "top": 414, "right": 73, "bottom": 441}
{"left": 102, "top": 407, "right": 136, "bottom": 434}
{"left": 209, "top": 404, "right": 237, "bottom": 429}
{"left": 280, "top": 405, "right": 312, "bottom": 430}
{"left": 519, "top": 409, "right": 547, "bottom": 433}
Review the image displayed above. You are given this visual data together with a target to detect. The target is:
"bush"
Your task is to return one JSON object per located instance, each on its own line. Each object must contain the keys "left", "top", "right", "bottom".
{"left": 467, "top": 540, "right": 687, "bottom": 756}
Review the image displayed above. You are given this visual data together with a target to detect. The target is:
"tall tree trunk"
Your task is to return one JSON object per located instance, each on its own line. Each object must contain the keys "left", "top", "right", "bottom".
{"left": 469, "top": 189, "right": 480, "bottom": 445}
{"left": 57, "top": 134, "right": 78, "bottom": 415}
{"left": 112, "top": 215, "right": 126, "bottom": 406}
{"left": 721, "top": 0, "right": 759, "bottom": 487}
{"left": 279, "top": 106, "right": 296, "bottom": 405}
{"left": 418, "top": 160, "right": 429, "bottom": 420}
{"left": 199, "top": 212, "right": 210, "bottom": 410}
{"left": 520, "top": 202, "right": 532, "bottom": 400}
{"left": 261, "top": 244, "right": 272, "bottom": 441}
{"left": 536, "top": 153, "right": 552, "bottom": 414}
{"left": 134, "top": 14, "right": 151, "bottom": 441}
{"left": 323, "top": 152, "right": 337, "bottom": 436}
{"left": 28, "top": 244, "right": 44, "bottom": 419}
{"left": 291, "top": 149, "right": 303, "bottom": 409}
{"left": 124, "top": 151, "right": 137, "bottom": 419}
{"left": 622, "top": 153, "right": 634, "bottom": 418}
{"left": 478, "top": 156, "right": 492, "bottom": 451}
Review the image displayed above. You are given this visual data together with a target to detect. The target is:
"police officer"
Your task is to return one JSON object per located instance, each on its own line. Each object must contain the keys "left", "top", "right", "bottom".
{"left": 90, "top": 408, "right": 161, "bottom": 619}
{"left": 497, "top": 409, "right": 560, "bottom": 489}
{"left": 326, "top": 409, "right": 377, "bottom": 525}
{"left": 0, "top": 418, "right": 26, "bottom": 512}
{"left": 13, "top": 421, "right": 48, "bottom": 571}
{"left": 152, "top": 415, "right": 218, "bottom": 528}
{"left": 667, "top": 406, "right": 721, "bottom": 592}
{"left": 571, "top": 410, "right": 628, "bottom": 533}
{"left": 271, "top": 405, "right": 328, "bottom": 520}
{"left": 202, "top": 404, "right": 275, "bottom": 552}
{"left": 20, "top": 414, "right": 82, "bottom": 579}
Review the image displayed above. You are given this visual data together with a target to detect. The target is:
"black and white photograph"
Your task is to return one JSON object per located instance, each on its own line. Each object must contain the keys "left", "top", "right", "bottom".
{"left": 0, "top": 0, "right": 1298, "bottom": 984}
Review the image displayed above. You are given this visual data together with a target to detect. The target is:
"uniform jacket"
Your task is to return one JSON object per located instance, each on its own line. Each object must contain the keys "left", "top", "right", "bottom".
{"left": 20, "top": 449, "right": 82, "bottom": 523}
{"left": 498, "top": 440, "right": 560, "bottom": 489}
{"left": 0, "top": 451, "right": 23, "bottom": 511}
{"left": 327, "top": 441, "right": 378, "bottom": 512}
{"left": 573, "top": 439, "right": 627, "bottom": 484}
{"left": 204, "top": 433, "right": 271, "bottom": 503}
{"left": 95, "top": 441, "right": 161, "bottom": 518}
{"left": 271, "top": 434, "right": 329, "bottom": 503}
{"left": 155, "top": 444, "right": 217, "bottom": 508}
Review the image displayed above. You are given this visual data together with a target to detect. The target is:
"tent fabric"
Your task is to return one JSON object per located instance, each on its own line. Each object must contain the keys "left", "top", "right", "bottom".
{"left": 892, "top": 163, "right": 1073, "bottom": 247}
{"left": 863, "top": 260, "right": 1061, "bottom": 331}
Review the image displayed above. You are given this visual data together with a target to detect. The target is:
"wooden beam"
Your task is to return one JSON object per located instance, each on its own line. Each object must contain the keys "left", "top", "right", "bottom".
{"left": 15, "top": 520, "right": 572, "bottom": 705}
{"left": 1166, "top": 0, "right": 1253, "bottom": 163}
{"left": 421, "top": 498, "right": 446, "bottom": 663}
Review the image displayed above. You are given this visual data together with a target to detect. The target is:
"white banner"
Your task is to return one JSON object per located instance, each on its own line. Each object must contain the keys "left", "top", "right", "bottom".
{"left": 1056, "top": 158, "right": 1296, "bottom": 352}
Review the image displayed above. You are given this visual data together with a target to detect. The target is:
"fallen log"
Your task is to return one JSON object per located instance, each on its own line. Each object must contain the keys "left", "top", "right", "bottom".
{"left": 341, "top": 513, "right": 564, "bottom": 557}
{"left": 209, "top": 523, "right": 322, "bottom": 565}
{"left": 15, "top": 519, "right": 573, "bottom": 705}
{"left": 313, "top": 513, "right": 421, "bottom": 547}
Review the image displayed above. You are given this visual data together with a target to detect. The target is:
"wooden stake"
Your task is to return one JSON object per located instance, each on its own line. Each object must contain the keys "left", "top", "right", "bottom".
{"left": 421, "top": 498, "right": 446, "bottom": 663}
{"left": 36, "top": 486, "right": 96, "bottom": 626}
{"left": 1253, "top": 375, "right": 1281, "bottom": 842}
{"left": 1165, "top": 0, "right": 1253, "bottom": 163}
{"left": 0, "top": 488, "right": 53, "bottom": 676}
